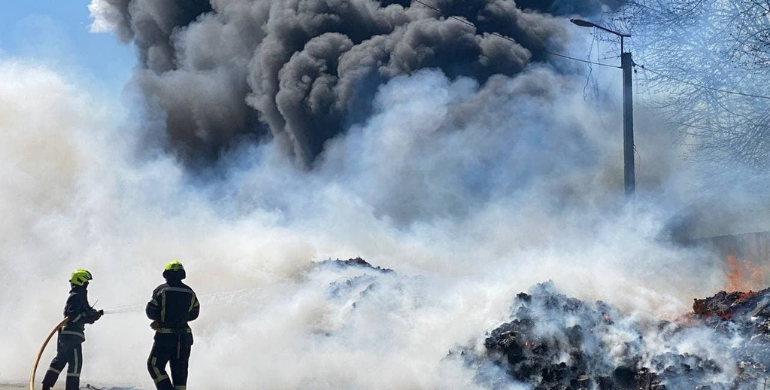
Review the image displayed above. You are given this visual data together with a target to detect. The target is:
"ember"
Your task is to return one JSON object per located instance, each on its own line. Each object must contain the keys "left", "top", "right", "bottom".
{"left": 692, "top": 290, "right": 762, "bottom": 320}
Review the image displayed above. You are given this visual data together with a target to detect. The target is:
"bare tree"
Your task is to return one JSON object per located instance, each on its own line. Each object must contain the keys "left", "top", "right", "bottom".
{"left": 610, "top": 0, "right": 770, "bottom": 171}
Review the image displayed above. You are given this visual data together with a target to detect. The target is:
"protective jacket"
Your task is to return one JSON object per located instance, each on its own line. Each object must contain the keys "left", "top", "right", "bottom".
{"left": 146, "top": 280, "right": 200, "bottom": 341}
{"left": 146, "top": 279, "right": 199, "bottom": 390}
{"left": 60, "top": 285, "right": 101, "bottom": 340}
{"left": 42, "top": 285, "right": 101, "bottom": 390}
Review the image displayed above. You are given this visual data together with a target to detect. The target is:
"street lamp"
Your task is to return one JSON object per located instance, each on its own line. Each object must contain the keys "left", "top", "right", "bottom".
{"left": 571, "top": 19, "right": 635, "bottom": 196}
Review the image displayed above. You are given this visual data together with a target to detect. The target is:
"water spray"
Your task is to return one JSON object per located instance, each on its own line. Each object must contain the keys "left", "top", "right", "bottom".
{"left": 102, "top": 305, "right": 145, "bottom": 315}
{"left": 28, "top": 288, "right": 256, "bottom": 390}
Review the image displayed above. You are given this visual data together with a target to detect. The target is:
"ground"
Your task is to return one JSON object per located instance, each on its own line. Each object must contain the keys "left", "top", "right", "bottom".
{"left": 0, "top": 385, "right": 140, "bottom": 390}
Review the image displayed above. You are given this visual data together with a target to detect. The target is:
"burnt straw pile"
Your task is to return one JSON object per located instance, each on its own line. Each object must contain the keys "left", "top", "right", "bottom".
{"left": 465, "top": 282, "right": 770, "bottom": 390}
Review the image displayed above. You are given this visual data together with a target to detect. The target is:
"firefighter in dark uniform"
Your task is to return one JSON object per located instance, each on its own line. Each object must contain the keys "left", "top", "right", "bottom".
{"left": 42, "top": 269, "right": 103, "bottom": 390}
{"left": 146, "top": 260, "right": 200, "bottom": 390}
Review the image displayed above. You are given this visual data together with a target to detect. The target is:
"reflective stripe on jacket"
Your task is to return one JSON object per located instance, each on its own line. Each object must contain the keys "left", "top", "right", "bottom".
{"left": 146, "top": 281, "right": 200, "bottom": 333}
{"left": 60, "top": 286, "right": 99, "bottom": 340}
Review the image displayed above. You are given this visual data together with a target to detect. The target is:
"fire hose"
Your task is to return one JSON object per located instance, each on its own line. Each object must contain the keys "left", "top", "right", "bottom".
{"left": 27, "top": 293, "right": 227, "bottom": 390}
{"left": 29, "top": 317, "right": 69, "bottom": 390}
{"left": 27, "top": 306, "right": 142, "bottom": 390}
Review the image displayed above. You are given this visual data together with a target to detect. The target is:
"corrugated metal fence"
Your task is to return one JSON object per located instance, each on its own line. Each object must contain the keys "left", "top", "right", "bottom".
{"left": 699, "top": 231, "right": 770, "bottom": 291}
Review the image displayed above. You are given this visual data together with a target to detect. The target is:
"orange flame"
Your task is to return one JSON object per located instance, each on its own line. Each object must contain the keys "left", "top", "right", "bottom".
{"left": 725, "top": 255, "right": 765, "bottom": 292}
{"left": 725, "top": 255, "right": 742, "bottom": 292}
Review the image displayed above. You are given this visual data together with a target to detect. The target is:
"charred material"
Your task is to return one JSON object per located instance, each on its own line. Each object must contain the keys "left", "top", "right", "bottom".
{"left": 692, "top": 289, "right": 767, "bottom": 320}
{"left": 317, "top": 257, "right": 395, "bottom": 274}
{"left": 692, "top": 287, "right": 770, "bottom": 385}
{"left": 472, "top": 282, "right": 770, "bottom": 390}
{"left": 481, "top": 282, "right": 665, "bottom": 390}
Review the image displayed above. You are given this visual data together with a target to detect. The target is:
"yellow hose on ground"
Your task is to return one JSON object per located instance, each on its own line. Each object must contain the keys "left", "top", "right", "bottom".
{"left": 29, "top": 317, "right": 69, "bottom": 390}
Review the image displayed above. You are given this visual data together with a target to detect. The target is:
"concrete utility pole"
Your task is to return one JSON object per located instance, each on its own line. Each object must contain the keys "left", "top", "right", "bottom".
{"left": 621, "top": 51, "right": 635, "bottom": 195}
{"left": 571, "top": 19, "right": 635, "bottom": 196}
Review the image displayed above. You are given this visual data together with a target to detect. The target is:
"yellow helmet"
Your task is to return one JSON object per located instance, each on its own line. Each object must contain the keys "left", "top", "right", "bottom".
{"left": 165, "top": 260, "right": 184, "bottom": 271}
{"left": 70, "top": 269, "right": 93, "bottom": 286}
{"left": 163, "top": 260, "right": 186, "bottom": 280}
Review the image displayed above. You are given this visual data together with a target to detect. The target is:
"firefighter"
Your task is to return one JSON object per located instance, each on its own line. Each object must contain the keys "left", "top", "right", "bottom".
{"left": 42, "top": 269, "right": 103, "bottom": 390}
{"left": 146, "top": 260, "right": 200, "bottom": 390}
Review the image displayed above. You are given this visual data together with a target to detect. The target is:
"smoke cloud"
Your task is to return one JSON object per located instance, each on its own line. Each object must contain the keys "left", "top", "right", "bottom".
{"left": 0, "top": 51, "right": 730, "bottom": 389}
{"left": 88, "top": 0, "right": 601, "bottom": 166}
{"left": 0, "top": 0, "right": 760, "bottom": 389}
{"left": 516, "top": 0, "right": 627, "bottom": 15}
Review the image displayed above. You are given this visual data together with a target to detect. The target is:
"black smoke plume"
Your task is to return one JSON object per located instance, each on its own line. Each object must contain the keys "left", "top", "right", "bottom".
{"left": 96, "top": 0, "right": 621, "bottom": 167}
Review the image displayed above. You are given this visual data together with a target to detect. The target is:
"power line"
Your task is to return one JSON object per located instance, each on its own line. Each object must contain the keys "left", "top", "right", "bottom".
{"left": 412, "top": 0, "right": 770, "bottom": 101}
{"left": 635, "top": 64, "right": 770, "bottom": 101}
{"left": 411, "top": 0, "right": 620, "bottom": 69}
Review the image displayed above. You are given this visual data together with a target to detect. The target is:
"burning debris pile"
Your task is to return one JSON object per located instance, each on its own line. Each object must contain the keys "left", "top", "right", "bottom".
{"left": 692, "top": 288, "right": 770, "bottom": 381}
{"left": 468, "top": 282, "right": 770, "bottom": 390}
{"left": 315, "top": 260, "right": 770, "bottom": 389}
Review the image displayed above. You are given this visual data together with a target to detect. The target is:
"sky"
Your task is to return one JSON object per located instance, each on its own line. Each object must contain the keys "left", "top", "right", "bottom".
{"left": 0, "top": 0, "right": 133, "bottom": 96}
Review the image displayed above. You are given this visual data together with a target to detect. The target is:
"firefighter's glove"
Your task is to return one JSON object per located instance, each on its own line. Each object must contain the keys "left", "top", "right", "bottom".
{"left": 150, "top": 320, "right": 160, "bottom": 331}
{"left": 85, "top": 310, "right": 103, "bottom": 324}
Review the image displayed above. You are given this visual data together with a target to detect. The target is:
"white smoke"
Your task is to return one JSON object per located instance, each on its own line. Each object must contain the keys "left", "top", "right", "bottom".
{"left": 0, "top": 50, "right": 735, "bottom": 390}
{"left": 88, "top": 0, "right": 117, "bottom": 33}
{"left": 88, "top": 0, "right": 132, "bottom": 43}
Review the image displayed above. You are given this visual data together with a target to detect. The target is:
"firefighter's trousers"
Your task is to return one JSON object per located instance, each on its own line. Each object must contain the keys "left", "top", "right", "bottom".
{"left": 42, "top": 334, "right": 84, "bottom": 390}
{"left": 148, "top": 333, "right": 192, "bottom": 390}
